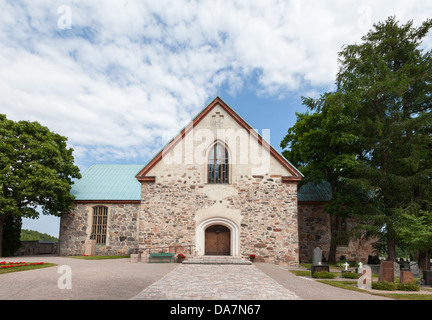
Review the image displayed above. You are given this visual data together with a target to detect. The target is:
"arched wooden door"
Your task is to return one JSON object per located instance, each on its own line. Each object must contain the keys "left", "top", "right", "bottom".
{"left": 205, "top": 225, "right": 230, "bottom": 256}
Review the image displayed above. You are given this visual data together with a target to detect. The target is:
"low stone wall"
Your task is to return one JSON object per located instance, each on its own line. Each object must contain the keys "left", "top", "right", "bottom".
{"left": 16, "top": 241, "right": 58, "bottom": 256}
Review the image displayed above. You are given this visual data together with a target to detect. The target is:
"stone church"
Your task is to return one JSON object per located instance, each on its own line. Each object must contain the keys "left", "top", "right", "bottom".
{"left": 59, "top": 97, "right": 375, "bottom": 265}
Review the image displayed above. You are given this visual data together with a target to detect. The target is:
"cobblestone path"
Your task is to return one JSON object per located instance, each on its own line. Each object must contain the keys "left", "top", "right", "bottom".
{"left": 132, "top": 264, "right": 301, "bottom": 300}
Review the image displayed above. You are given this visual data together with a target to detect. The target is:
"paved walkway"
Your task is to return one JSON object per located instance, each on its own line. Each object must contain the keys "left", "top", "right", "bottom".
{"left": 0, "top": 256, "right": 394, "bottom": 300}
{"left": 132, "top": 264, "right": 301, "bottom": 300}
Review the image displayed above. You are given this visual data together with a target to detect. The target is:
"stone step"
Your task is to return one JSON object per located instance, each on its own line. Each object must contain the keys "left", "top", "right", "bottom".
{"left": 182, "top": 255, "right": 252, "bottom": 265}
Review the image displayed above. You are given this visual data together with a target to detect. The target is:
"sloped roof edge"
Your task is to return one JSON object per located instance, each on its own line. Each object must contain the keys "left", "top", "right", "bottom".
{"left": 136, "top": 96, "right": 303, "bottom": 179}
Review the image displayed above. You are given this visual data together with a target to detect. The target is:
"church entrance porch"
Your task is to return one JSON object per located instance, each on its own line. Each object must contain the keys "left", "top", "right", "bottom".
{"left": 195, "top": 217, "right": 240, "bottom": 257}
{"left": 205, "top": 225, "right": 230, "bottom": 256}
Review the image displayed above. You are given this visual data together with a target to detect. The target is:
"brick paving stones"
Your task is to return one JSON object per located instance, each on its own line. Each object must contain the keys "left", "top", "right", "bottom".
{"left": 132, "top": 264, "right": 301, "bottom": 300}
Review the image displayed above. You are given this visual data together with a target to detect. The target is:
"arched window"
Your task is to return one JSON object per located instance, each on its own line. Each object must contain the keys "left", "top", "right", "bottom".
{"left": 208, "top": 142, "right": 229, "bottom": 184}
{"left": 92, "top": 206, "right": 108, "bottom": 244}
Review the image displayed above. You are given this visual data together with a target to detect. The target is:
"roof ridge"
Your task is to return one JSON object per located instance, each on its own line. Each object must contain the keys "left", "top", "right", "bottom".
{"left": 136, "top": 96, "right": 302, "bottom": 179}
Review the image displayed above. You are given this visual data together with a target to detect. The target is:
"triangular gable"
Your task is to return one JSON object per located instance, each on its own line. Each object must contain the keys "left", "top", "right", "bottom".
{"left": 136, "top": 97, "right": 303, "bottom": 182}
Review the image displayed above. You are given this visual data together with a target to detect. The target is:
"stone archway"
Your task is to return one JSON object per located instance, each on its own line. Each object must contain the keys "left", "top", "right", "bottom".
{"left": 196, "top": 217, "right": 240, "bottom": 256}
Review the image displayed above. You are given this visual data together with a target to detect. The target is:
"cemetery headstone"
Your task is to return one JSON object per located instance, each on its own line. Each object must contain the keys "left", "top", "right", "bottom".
{"left": 393, "top": 262, "right": 400, "bottom": 278}
{"left": 409, "top": 261, "right": 420, "bottom": 278}
{"left": 311, "top": 247, "right": 329, "bottom": 274}
{"left": 400, "top": 261, "right": 410, "bottom": 271}
{"left": 379, "top": 261, "right": 395, "bottom": 282}
{"left": 355, "top": 262, "right": 363, "bottom": 274}
{"left": 357, "top": 265, "right": 372, "bottom": 289}
{"left": 312, "top": 247, "right": 322, "bottom": 266}
{"left": 341, "top": 262, "right": 350, "bottom": 275}
{"left": 400, "top": 271, "right": 413, "bottom": 284}
{"left": 423, "top": 270, "right": 432, "bottom": 285}
{"left": 84, "top": 238, "right": 96, "bottom": 256}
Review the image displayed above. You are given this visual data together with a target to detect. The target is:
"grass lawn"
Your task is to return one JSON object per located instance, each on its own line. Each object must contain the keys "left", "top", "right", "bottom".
{"left": 0, "top": 262, "right": 57, "bottom": 275}
{"left": 290, "top": 267, "right": 432, "bottom": 300}
{"left": 317, "top": 280, "right": 432, "bottom": 300}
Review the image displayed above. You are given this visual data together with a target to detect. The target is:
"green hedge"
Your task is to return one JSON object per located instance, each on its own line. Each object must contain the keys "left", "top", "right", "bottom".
{"left": 313, "top": 271, "right": 337, "bottom": 279}
{"left": 341, "top": 272, "right": 359, "bottom": 279}
{"left": 396, "top": 282, "right": 420, "bottom": 291}
{"left": 372, "top": 281, "right": 420, "bottom": 291}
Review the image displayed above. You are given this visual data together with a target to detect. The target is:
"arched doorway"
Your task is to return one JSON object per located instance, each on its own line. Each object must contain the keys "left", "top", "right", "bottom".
{"left": 196, "top": 217, "right": 240, "bottom": 256}
{"left": 205, "top": 225, "right": 230, "bottom": 255}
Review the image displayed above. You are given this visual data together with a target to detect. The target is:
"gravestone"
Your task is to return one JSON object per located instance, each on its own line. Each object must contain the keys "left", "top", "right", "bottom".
{"left": 400, "top": 271, "right": 413, "bottom": 284}
{"left": 341, "top": 262, "right": 351, "bottom": 275}
{"left": 84, "top": 239, "right": 96, "bottom": 256}
{"left": 393, "top": 262, "right": 400, "bottom": 278}
{"left": 311, "top": 265, "right": 330, "bottom": 275}
{"left": 400, "top": 261, "right": 410, "bottom": 271}
{"left": 312, "top": 247, "right": 322, "bottom": 266}
{"left": 358, "top": 265, "right": 372, "bottom": 289}
{"left": 369, "top": 264, "right": 380, "bottom": 276}
{"left": 379, "top": 261, "right": 395, "bottom": 282}
{"left": 311, "top": 247, "right": 329, "bottom": 275}
{"left": 423, "top": 271, "right": 432, "bottom": 285}
{"left": 409, "top": 261, "right": 420, "bottom": 278}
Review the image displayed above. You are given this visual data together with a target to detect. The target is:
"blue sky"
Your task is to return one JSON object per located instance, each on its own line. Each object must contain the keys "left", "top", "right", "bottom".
{"left": 1, "top": 0, "right": 431, "bottom": 237}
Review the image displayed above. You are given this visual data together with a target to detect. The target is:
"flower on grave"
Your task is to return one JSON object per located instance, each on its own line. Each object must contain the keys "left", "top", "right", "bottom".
{"left": 177, "top": 253, "right": 186, "bottom": 259}
{"left": 249, "top": 254, "right": 256, "bottom": 260}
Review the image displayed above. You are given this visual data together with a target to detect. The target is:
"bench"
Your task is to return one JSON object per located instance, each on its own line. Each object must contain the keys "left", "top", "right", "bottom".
{"left": 148, "top": 253, "right": 175, "bottom": 263}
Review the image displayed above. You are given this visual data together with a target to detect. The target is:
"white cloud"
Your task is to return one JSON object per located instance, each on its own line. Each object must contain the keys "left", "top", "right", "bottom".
{"left": 0, "top": 0, "right": 431, "bottom": 165}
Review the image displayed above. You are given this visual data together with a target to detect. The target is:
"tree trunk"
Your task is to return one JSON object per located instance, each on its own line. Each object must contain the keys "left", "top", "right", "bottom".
{"left": 0, "top": 214, "right": 8, "bottom": 258}
{"left": 327, "top": 214, "right": 338, "bottom": 264}
{"left": 418, "top": 249, "right": 430, "bottom": 272}
{"left": 387, "top": 238, "right": 397, "bottom": 261}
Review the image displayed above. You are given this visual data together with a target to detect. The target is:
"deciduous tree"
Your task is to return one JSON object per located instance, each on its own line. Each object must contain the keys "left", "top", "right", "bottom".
{"left": 0, "top": 114, "right": 80, "bottom": 257}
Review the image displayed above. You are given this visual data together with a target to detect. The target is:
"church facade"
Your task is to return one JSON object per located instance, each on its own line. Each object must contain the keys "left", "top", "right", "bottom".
{"left": 59, "top": 97, "right": 375, "bottom": 265}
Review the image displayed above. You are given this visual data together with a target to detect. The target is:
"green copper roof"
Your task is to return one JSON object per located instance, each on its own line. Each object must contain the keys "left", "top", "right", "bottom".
{"left": 71, "top": 164, "right": 144, "bottom": 201}
{"left": 297, "top": 181, "right": 332, "bottom": 202}
{"left": 71, "top": 164, "right": 329, "bottom": 202}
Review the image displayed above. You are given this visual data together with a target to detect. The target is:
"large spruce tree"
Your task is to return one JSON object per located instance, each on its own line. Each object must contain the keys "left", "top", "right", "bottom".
{"left": 336, "top": 16, "right": 432, "bottom": 261}
{"left": 282, "top": 16, "right": 432, "bottom": 263}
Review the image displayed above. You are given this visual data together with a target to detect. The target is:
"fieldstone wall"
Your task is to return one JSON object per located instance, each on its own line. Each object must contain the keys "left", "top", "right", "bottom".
{"left": 59, "top": 204, "right": 88, "bottom": 255}
{"left": 231, "top": 176, "right": 299, "bottom": 265}
{"left": 298, "top": 202, "right": 376, "bottom": 263}
{"left": 139, "top": 174, "right": 299, "bottom": 265}
{"left": 59, "top": 203, "right": 139, "bottom": 256}
{"left": 139, "top": 182, "right": 215, "bottom": 248}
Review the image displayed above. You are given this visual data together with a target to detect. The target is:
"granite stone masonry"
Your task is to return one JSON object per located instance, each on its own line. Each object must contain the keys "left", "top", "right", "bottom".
{"left": 139, "top": 175, "right": 299, "bottom": 265}
{"left": 60, "top": 97, "right": 376, "bottom": 265}
{"left": 59, "top": 203, "right": 140, "bottom": 256}
{"left": 298, "top": 203, "right": 376, "bottom": 263}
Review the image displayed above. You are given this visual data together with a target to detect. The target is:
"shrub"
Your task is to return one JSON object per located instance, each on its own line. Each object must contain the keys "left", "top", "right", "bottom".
{"left": 397, "top": 282, "right": 420, "bottom": 291}
{"left": 342, "top": 272, "right": 359, "bottom": 279}
{"left": 372, "top": 281, "right": 397, "bottom": 291}
{"left": 313, "top": 271, "right": 337, "bottom": 279}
